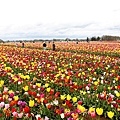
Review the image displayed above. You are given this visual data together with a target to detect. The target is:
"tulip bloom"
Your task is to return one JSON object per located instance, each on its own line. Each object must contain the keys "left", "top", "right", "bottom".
{"left": 0, "top": 80, "right": 4, "bottom": 87}
{"left": 5, "top": 104, "right": 10, "bottom": 109}
{"left": 29, "top": 100, "right": 35, "bottom": 107}
{"left": 88, "top": 107, "right": 96, "bottom": 117}
{"left": 71, "top": 113, "right": 78, "bottom": 119}
{"left": 0, "top": 102, "right": 5, "bottom": 108}
{"left": 66, "top": 94, "right": 71, "bottom": 101}
{"left": 77, "top": 105, "right": 85, "bottom": 113}
{"left": 96, "top": 108, "right": 103, "bottom": 116}
{"left": 13, "top": 96, "right": 19, "bottom": 101}
{"left": 23, "top": 86, "right": 29, "bottom": 91}
{"left": 60, "top": 113, "right": 65, "bottom": 119}
{"left": 36, "top": 83, "right": 41, "bottom": 87}
{"left": 60, "top": 95, "right": 66, "bottom": 100}
{"left": 46, "top": 87, "right": 51, "bottom": 92}
{"left": 45, "top": 83, "right": 49, "bottom": 87}
{"left": 23, "top": 106, "right": 30, "bottom": 113}
{"left": 72, "top": 97, "right": 77, "bottom": 103}
{"left": 18, "top": 113, "right": 23, "bottom": 118}
{"left": 107, "top": 111, "right": 114, "bottom": 119}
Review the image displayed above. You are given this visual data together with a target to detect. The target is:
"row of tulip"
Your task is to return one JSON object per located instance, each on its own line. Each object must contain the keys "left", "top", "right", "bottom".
{"left": 3, "top": 41, "right": 120, "bottom": 56}
{"left": 0, "top": 44, "right": 120, "bottom": 119}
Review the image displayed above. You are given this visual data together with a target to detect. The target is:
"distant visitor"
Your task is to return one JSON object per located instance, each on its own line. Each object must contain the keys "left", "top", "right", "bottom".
{"left": 86, "top": 37, "right": 89, "bottom": 43}
{"left": 22, "top": 42, "right": 24, "bottom": 48}
{"left": 52, "top": 42, "right": 55, "bottom": 51}
{"left": 43, "top": 42, "right": 47, "bottom": 50}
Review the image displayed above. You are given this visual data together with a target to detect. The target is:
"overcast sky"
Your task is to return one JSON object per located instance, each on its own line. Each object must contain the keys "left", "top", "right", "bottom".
{"left": 0, "top": 0, "right": 120, "bottom": 40}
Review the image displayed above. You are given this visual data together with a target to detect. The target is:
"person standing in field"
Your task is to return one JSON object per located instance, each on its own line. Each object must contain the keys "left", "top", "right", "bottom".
{"left": 43, "top": 42, "right": 47, "bottom": 50}
{"left": 87, "top": 37, "right": 89, "bottom": 43}
{"left": 52, "top": 42, "right": 55, "bottom": 51}
{"left": 22, "top": 42, "right": 24, "bottom": 48}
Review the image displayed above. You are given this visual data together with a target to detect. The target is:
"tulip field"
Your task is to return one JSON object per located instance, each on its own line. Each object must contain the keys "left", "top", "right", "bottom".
{"left": 0, "top": 41, "right": 120, "bottom": 120}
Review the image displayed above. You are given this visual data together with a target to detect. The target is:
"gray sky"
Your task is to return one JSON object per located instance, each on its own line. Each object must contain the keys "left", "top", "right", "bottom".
{"left": 0, "top": 0, "right": 120, "bottom": 40}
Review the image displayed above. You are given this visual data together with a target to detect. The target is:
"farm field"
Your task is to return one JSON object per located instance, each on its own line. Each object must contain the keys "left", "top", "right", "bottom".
{"left": 0, "top": 41, "right": 120, "bottom": 120}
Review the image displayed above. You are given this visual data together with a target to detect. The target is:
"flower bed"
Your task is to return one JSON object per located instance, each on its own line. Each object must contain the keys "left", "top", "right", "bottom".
{"left": 0, "top": 44, "right": 120, "bottom": 120}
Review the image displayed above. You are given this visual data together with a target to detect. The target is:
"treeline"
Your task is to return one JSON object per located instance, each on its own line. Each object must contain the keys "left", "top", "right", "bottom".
{"left": 0, "top": 39, "right": 4, "bottom": 43}
{"left": 1, "top": 35, "right": 120, "bottom": 43}
{"left": 90, "top": 36, "right": 101, "bottom": 41}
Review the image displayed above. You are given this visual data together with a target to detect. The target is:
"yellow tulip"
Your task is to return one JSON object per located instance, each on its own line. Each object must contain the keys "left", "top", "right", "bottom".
{"left": 88, "top": 68, "right": 91, "bottom": 71}
{"left": 94, "top": 81, "right": 98, "bottom": 86}
{"left": 23, "top": 86, "right": 28, "bottom": 91}
{"left": 23, "top": 76, "right": 26, "bottom": 80}
{"left": 47, "top": 64, "right": 50, "bottom": 67}
{"left": 55, "top": 74, "right": 60, "bottom": 78}
{"left": 78, "top": 73, "right": 81, "bottom": 77}
{"left": 82, "top": 72, "right": 85, "bottom": 75}
{"left": 29, "top": 100, "right": 35, "bottom": 107}
{"left": 13, "top": 77, "right": 18, "bottom": 82}
{"left": 77, "top": 105, "right": 85, "bottom": 113}
{"left": 66, "top": 94, "right": 71, "bottom": 100}
{"left": 46, "top": 87, "right": 51, "bottom": 92}
{"left": 111, "top": 70, "right": 115, "bottom": 73}
{"left": 115, "top": 77, "right": 118, "bottom": 81}
{"left": 116, "top": 92, "right": 120, "bottom": 97}
{"left": 20, "top": 74, "right": 24, "bottom": 79}
{"left": 36, "top": 83, "right": 41, "bottom": 87}
{"left": 96, "top": 108, "right": 103, "bottom": 115}
{"left": 89, "top": 107, "right": 95, "bottom": 113}
{"left": 3, "top": 95, "right": 8, "bottom": 99}
{"left": 14, "top": 96, "right": 19, "bottom": 101}
{"left": 72, "top": 97, "right": 77, "bottom": 103}
{"left": 74, "top": 82, "right": 77, "bottom": 85}
{"left": 66, "top": 76, "right": 70, "bottom": 79}
{"left": 25, "top": 75, "right": 30, "bottom": 80}
{"left": 45, "top": 83, "right": 49, "bottom": 87}
{"left": 60, "top": 95, "right": 66, "bottom": 100}
{"left": 8, "top": 90, "right": 14, "bottom": 94}
{"left": 64, "top": 108, "right": 70, "bottom": 113}
{"left": 107, "top": 111, "right": 114, "bottom": 119}
{"left": 5, "top": 67, "right": 11, "bottom": 71}
{"left": 0, "top": 80, "right": 4, "bottom": 87}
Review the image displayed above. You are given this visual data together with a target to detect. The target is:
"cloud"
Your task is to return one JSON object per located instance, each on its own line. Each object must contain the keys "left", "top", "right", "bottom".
{"left": 0, "top": 0, "right": 120, "bottom": 40}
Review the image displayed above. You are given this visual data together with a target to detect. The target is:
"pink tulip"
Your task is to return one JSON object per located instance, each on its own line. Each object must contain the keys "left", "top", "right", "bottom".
{"left": 90, "top": 111, "right": 96, "bottom": 118}
{"left": 4, "top": 87, "right": 8, "bottom": 92}
{"left": 0, "top": 102, "right": 5, "bottom": 108}
{"left": 12, "top": 111, "right": 18, "bottom": 117}
{"left": 5, "top": 104, "right": 10, "bottom": 109}
{"left": 18, "top": 113, "right": 23, "bottom": 118}
{"left": 8, "top": 98, "right": 12, "bottom": 101}
{"left": 45, "top": 116, "right": 49, "bottom": 120}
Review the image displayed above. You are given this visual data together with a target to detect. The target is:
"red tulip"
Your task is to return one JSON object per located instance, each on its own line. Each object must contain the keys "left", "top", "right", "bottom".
{"left": 78, "top": 101, "right": 83, "bottom": 105}
{"left": 50, "top": 89, "right": 54, "bottom": 95}
{"left": 55, "top": 92, "right": 60, "bottom": 98}
{"left": 117, "top": 85, "right": 120, "bottom": 89}
{"left": 43, "top": 99, "right": 48, "bottom": 104}
{"left": 23, "top": 106, "right": 30, "bottom": 113}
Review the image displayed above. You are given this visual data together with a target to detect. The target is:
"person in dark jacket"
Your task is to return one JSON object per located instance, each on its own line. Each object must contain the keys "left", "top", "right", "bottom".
{"left": 86, "top": 37, "right": 89, "bottom": 43}
{"left": 52, "top": 42, "right": 55, "bottom": 51}
{"left": 43, "top": 42, "right": 47, "bottom": 50}
{"left": 22, "top": 42, "right": 24, "bottom": 48}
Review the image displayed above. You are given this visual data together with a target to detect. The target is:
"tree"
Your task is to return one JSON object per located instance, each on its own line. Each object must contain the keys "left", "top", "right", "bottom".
{"left": 97, "top": 36, "right": 101, "bottom": 41}
{"left": 91, "top": 36, "right": 96, "bottom": 41}
{"left": 0, "top": 39, "right": 4, "bottom": 43}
